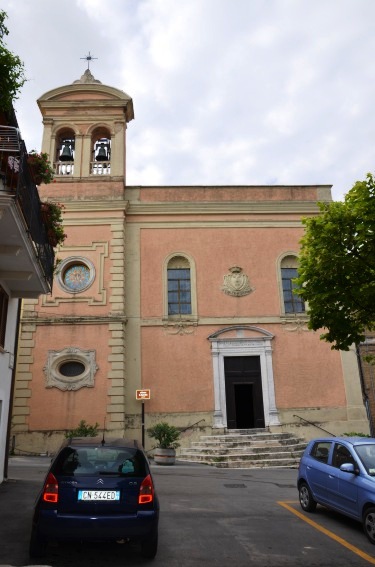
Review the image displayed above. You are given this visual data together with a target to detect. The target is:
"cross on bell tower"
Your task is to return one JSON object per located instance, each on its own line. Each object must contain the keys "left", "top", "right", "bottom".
{"left": 80, "top": 51, "right": 98, "bottom": 70}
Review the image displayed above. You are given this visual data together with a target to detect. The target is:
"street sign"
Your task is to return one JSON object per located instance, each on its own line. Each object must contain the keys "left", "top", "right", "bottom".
{"left": 136, "top": 389, "right": 151, "bottom": 400}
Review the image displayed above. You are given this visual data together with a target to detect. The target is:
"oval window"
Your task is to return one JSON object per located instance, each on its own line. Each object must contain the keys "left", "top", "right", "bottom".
{"left": 59, "top": 361, "right": 85, "bottom": 377}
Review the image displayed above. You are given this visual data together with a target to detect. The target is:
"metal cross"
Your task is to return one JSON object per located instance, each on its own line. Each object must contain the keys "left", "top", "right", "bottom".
{"left": 80, "top": 52, "right": 98, "bottom": 70}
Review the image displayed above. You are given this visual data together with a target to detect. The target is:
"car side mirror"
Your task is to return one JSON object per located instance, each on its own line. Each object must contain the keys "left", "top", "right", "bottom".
{"left": 340, "top": 462, "right": 357, "bottom": 474}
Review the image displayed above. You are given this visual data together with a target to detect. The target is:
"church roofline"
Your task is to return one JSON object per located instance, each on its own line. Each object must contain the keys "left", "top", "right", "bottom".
{"left": 37, "top": 81, "right": 134, "bottom": 122}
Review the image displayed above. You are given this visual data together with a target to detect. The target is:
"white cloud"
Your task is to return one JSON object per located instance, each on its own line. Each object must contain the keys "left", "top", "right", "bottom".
{"left": 2, "top": 0, "right": 375, "bottom": 200}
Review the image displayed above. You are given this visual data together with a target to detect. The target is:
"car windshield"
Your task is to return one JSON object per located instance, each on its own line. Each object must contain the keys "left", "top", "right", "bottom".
{"left": 354, "top": 444, "right": 375, "bottom": 476}
{"left": 53, "top": 446, "right": 148, "bottom": 477}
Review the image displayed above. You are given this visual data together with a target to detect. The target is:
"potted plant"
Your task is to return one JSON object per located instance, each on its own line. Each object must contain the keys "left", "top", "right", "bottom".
{"left": 40, "top": 200, "right": 66, "bottom": 247}
{"left": 147, "top": 422, "right": 181, "bottom": 465}
{"left": 27, "top": 150, "right": 54, "bottom": 184}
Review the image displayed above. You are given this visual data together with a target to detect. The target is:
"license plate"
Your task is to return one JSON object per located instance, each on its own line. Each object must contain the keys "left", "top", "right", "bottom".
{"left": 78, "top": 490, "right": 120, "bottom": 501}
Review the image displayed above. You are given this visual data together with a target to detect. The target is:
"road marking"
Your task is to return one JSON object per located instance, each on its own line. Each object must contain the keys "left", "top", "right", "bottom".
{"left": 278, "top": 501, "right": 375, "bottom": 565}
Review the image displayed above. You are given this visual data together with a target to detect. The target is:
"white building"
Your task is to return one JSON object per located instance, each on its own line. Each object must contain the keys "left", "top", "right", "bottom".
{"left": 0, "top": 106, "right": 55, "bottom": 482}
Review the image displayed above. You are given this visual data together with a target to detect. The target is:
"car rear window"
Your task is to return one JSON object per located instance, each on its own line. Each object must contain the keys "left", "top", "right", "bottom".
{"left": 310, "top": 441, "right": 331, "bottom": 464}
{"left": 53, "top": 446, "right": 148, "bottom": 477}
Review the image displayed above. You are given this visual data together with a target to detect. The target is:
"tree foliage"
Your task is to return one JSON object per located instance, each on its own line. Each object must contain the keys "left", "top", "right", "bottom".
{"left": 296, "top": 173, "right": 375, "bottom": 350}
{"left": 0, "top": 10, "right": 26, "bottom": 111}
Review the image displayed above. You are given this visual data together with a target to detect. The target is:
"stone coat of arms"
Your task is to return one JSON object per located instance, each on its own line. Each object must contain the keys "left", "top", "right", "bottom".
{"left": 221, "top": 266, "right": 254, "bottom": 297}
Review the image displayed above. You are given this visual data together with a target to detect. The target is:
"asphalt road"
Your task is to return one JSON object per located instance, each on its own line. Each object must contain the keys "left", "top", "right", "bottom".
{"left": 1, "top": 456, "right": 375, "bottom": 566}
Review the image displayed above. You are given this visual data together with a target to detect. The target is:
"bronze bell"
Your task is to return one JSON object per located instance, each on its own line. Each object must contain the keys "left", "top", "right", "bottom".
{"left": 96, "top": 143, "right": 108, "bottom": 161}
{"left": 60, "top": 144, "right": 73, "bottom": 161}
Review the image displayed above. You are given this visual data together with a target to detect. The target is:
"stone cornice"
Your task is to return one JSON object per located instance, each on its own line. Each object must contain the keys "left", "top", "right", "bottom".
{"left": 125, "top": 201, "right": 322, "bottom": 215}
{"left": 21, "top": 315, "right": 127, "bottom": 325}
{"left": 140, "top": 315, "right": 309, "bottom": 326}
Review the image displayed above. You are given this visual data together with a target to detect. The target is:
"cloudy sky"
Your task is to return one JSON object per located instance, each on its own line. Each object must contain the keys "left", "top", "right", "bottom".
{"left": 3, "top": 0, "right": 375, "bottom": 200}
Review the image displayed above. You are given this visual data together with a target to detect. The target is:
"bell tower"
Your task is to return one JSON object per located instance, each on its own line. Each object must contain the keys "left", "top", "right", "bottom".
{"left": 11, "top": 70, "right": 134, "bottom": 453}
{"left": 38, "top": 68, "right": 134, "bottom": 192}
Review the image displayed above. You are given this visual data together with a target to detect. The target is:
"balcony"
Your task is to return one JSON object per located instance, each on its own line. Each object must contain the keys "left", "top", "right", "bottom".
{"left": 0, "top": 109, "right": 54, "bottom": 297}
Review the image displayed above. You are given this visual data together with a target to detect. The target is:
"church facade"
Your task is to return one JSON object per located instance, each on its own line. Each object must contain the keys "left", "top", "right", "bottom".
{"left": 10, "top": 71, "right": 369, "bottom": 455}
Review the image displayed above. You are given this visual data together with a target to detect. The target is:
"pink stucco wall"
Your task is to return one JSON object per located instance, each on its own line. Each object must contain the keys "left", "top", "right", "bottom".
{"left": 139, "top": 222, "right": 347, "bottom": 414}
{"left": 28, "top": 323, "right": 110, "bottom": 431}
{"left": 140, "top": 226, "right": 305, "bottom": 318}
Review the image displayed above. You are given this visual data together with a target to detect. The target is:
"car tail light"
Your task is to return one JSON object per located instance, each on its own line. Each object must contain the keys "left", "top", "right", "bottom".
{"left": 138, "top": 474, "right": 154, "bottom": 504}
{"left": 42, "top": 472, "right": 59, "bottom": 503}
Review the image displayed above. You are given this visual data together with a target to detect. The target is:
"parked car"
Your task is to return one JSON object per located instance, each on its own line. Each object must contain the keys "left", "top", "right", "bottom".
{"left": 29, "top": 437, "right": 159, "bottom": 559}
{"left": 297, "top": 436, "right": 375, "bottom": 543}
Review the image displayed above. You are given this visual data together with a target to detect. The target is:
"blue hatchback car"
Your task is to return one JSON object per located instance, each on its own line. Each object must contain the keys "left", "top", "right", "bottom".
{"left": 297, "top": 436, "right": 375, "bottom": 543}
{"left": 29, "top": 437, "right": 159, "bottom": 559}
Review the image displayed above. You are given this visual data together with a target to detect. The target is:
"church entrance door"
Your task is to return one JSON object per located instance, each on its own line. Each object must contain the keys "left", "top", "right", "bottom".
{"left": 224, "top": 356, "right": 265, "bottom": 429}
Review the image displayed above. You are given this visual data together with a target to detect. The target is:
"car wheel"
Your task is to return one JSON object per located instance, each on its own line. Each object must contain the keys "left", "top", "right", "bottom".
{"left": 363, "top": 507, "right": 375, "bottom": 544}
{"left": 299, "top": 481, "right": 317, "bottom": 512}
{"left": 29, "top": 528, "right": 47, "bottom": 557}
{"left": 140, "top": 532, "right": 158, "bottom": 559}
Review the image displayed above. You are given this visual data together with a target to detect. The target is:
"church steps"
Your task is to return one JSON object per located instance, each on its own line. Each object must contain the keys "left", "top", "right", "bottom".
{"left": 178, "top": 430, "right": 306, "bottom": 468}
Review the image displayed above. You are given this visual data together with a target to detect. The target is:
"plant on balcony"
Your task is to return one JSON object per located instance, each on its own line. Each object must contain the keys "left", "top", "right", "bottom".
{"left": 28, "top": 150, "right": 54, "bottom": 184}
{"left": 40, "top": 200, "right": 66, "bottom": 247}
{"left": 0, "top": 10, "right": 26, "bottom": 112}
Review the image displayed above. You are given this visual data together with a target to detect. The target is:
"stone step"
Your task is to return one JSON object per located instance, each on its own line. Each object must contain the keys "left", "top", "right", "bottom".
{"left": 180, "top": 449, "right": 304, "bottom": 461}
{"left": 178, "top": 429, "right": 306, "bottom": 469}
{"left": 189, "top": 439, "right": 304, "bottom": 450}
{"left": 199, "top": 432, "right": 296, "bottom": 442}
{"left": 180, "top": 443, "right": 306, "bottom": 456}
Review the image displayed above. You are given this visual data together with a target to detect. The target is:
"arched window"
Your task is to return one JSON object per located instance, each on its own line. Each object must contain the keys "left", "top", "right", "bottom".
{"left": 55, "top": 129, "right": 75, "bottom": 175}
{"left": 167, "top": 256, "right": 191, "bottom": 315}
{"left": 279, "top": 254, "right": 305, "bottom": 314}
{"left": 164, "top": 254, "right": 197, "bottom": 320}
{"left": 91, "top": 127, "right": 111, "bottom": 175}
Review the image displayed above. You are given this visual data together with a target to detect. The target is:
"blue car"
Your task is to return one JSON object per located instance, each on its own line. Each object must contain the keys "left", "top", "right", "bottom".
{"left": 297, "top": 436, "right": 375, "bottom": 543}
{"left": 29, "top": 437, "right": 159, "bottom": 559}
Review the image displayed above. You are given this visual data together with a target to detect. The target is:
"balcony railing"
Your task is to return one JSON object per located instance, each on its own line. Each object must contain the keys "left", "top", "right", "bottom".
{"left": 54, "top": 161, "right": 74, "bottom": 176}
{"left": 0, "top": 111, "right": 54, "bottom": 291}
{"left": 53, "top": 161, "right": 111, "bottom": 176}
{"left": 91, "top": 161, "right": 111, "bottom": 175}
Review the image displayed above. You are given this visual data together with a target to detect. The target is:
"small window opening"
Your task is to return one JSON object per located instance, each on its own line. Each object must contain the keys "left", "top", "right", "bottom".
{"left": 59, "top": 361, "right": 85, "bottom": 377}
{"left": 56, "top": 133, "right": 75, "bottom": 175}
{"left": 92, "top": 137, "right": 111, "bottom": 175}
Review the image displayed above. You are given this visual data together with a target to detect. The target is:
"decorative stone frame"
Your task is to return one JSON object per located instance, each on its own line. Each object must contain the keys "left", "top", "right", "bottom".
{"left": 208, "top": 326, "right": 280, "bottom": 429}
{"left": 44, "top": 242, "right": 108, "bottom": 307}
{"left": 57, "top": 256, "right": 96, "bottom": 294}
{"left": 44, "top": 347, "right": 98, "bottom": 391}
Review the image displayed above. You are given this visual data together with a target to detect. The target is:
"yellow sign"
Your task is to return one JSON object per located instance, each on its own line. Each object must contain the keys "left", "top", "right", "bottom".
{"left": 136, "top": 389, "right": 151, "bottom": 400}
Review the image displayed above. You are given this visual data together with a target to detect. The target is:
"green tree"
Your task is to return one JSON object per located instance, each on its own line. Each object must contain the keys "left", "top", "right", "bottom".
{"left": 0, "top": 10, "right": 26, "bottom": 112}
{"left": 295, "top": 173, "right": 375, "bottom": 351}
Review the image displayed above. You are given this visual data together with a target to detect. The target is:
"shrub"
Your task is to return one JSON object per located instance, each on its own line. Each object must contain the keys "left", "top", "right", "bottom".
{"left": 147, "top": 422, "right": 181, "bottom": 449}
{"left": 65, "top": 420, "right": 100, "bottom": 439}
